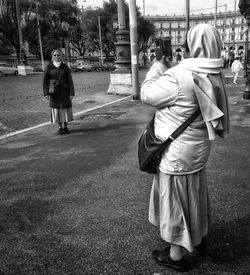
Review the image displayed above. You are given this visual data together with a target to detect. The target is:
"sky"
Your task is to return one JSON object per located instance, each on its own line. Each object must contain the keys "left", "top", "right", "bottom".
{"left": 79, "top": 0, "right": 238, "bottom": 16}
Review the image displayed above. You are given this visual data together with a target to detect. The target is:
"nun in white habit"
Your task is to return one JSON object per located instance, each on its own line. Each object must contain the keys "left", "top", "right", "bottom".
{"left": 141, "top": 24, "right": 229, "bottom": 271}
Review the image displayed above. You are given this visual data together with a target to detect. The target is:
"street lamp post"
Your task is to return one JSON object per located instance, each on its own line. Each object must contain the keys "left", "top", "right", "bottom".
{"left": 244, "top": 29, "right": 248, "bottom": 76}
{"left": 35, "top": 0, "right": 45, "bottom": 71}
{"left": 223, "top": 4, "right": 227, "bottom": 53}
{"left": 129, "top": 0, "right": 139, "bottom": 100}
{"left": 215, "top": 0, "right": 218, "bottom": 27}
{"left": 239, "top": 0, "right": 250, "bottom": 99}
{"left": 15, "top": 0, "right": 27, "bottom": 75}
{"left": 61, "top": 22, "right": 72, "bottom": 66}
{"left": 107, "top": 0, "right": 132, "bottom": 95}
{"left": 114, "top": 0, "right": 131, "bottom": 72}
{"left": 98, "top": 16, "right": 104, "bottom": 65}
{"left": 186, "top": 0, "right": 190, "bottom": 34}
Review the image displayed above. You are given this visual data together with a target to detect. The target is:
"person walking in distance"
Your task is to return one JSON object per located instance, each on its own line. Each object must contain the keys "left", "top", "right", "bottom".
{"left": 231, "top": 56, "right": 243, "bottom": 85}
{"left": 43, "top": 49, "right": 74, "bottom": 135}
{"left": 141, "top": 24, "right": 229, "bottom": 272}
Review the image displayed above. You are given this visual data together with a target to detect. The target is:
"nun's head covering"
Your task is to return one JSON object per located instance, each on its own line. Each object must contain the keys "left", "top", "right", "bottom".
{"left": 51, "top": 49, "right": 63, "bottom": 57}
{"left": 180, "top": 24, "right": 229, "bottom": 140}
{"left": 187, "top": 24, "right": 222, "bottom": 59}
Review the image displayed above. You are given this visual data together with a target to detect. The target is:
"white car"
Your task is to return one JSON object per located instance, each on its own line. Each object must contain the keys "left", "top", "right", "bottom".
{"left": 75, "top": 62, "right": 93, "bottom": 72}
{"left": 0, "top": 63, "right": 18, "bottom": 76}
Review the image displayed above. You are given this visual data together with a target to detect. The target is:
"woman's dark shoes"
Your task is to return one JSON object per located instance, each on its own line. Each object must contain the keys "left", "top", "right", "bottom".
{"left": 63, "top": 127, "right": 70, "bottom": 134}
{"left": 152, "top": 249, "right": 188, "bottom": 271}
{"left": 57, "top": 128, "right": 64, "bottom": 135}
{"left": 195, "top": 237, "right": 207, "bottom": 254}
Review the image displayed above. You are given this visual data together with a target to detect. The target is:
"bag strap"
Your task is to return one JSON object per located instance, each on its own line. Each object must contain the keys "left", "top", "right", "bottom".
{"left": 163, "top": 108, "right": 201, "bottom": 144}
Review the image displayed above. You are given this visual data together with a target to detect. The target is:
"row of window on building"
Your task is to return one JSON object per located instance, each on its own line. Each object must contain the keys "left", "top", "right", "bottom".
{"left": 147, "top": 11, "right": 247, "bottom": 50}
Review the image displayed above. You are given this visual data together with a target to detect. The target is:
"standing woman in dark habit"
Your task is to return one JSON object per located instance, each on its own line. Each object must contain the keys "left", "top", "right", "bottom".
{"left": 43, "top": 49, "right": 74, "bottom": 135}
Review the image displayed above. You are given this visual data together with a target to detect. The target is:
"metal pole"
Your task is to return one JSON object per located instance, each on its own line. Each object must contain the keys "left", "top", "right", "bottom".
{"left": 223, "top": 4, "right": 227, "bottom": 51}
{"left": 214, "top": 0, "right": 217, "bottom": 27}
{"left": 243, "top": 18, "right": 250, "bottom": 99}
{"left": 186, "top": 0, "right": 190, "bottom": 34}
{"left": 232, "top": 0, "right": 237, "bottom": 54}
{"left": 224, "top": 4, "right": 227, "bottom": 48}
{"left": 228, "top": 19, "right": 231, "bottom": 54}
{"left": 244, "top": 28, "right": 248, "bottom": 76}
{"left": 98, "top": 16, "right": 104, "bottom": 65}
{"left": 143, "top": 0, "right": 145, "bottom": 16}
{"left": 81, "top": 0, "right": 86, "bottom": 22}
{"left": 36, "top": 0, "right": 45, "bottom": 71}
{"left": 239, "top": 0, "right": 250, "bottom": 99}
{"left": 15, "top": 0, "right": 26, "bottom": 64}
{"left": 117, "top": 0, "right": 126, "bottom": 30}
{"left": 129, "top": 0, "right": 139, "bottom": 100}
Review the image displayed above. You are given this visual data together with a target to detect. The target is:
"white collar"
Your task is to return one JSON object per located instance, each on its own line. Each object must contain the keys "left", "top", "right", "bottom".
{"left": 53, "top": 61, "right": 61, "bottom": 68}
{"left": 180, "top": 58, "right": 223, "bottom": 74}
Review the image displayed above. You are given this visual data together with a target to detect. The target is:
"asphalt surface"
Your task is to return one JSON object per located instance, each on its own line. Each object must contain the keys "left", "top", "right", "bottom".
{"left": 0, "top": 69, "right": 250, "bottom": 274}
{"left": 0, "top": 71, "right": 123, "bottom": 136}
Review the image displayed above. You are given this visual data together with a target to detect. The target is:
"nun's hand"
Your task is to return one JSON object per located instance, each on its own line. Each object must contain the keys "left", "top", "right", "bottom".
{"left": 161, "top": 55, "right": 173, "bottom": 69}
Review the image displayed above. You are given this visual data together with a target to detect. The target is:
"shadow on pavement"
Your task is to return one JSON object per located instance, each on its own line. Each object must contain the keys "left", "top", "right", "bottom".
{"left": 208, "top": 214, "right": 250, "bottom": 264}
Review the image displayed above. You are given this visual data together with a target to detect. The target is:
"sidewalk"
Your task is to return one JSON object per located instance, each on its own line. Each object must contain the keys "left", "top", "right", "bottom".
{"left": 0, "top": 81, "right": 250, "bottom": 274}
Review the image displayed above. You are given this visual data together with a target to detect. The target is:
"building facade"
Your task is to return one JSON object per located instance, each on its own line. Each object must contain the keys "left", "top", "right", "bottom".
{"left": 146, "top": 10, "right": 247, "bottom": 61}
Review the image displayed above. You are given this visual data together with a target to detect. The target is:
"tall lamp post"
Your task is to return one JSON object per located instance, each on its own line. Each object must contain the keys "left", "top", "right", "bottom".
{"left": 107, "top": 0, "right": 132, "bottom": 95}
{"left": 15, "top": 0, "right": 27, "bottom": 75}
{"left": 98, "top": 16, "right": 104, "bottom": 65}
{"left": 35, "top": 0, "right": 45, "bottom": 71}
{"left": 215, "top": 0, "right": 218, "bottom": 27}
{"left": 244, "top": 28, "right": 248, "bottom": 76}
{"left": 129, "top": 0, "right": 139, "bottom": 100}
{"left": 239, "top": 0, "right": 250, "bottom": 99}
{"left": 186, "top": 0, "right": 190, "bottom": 34}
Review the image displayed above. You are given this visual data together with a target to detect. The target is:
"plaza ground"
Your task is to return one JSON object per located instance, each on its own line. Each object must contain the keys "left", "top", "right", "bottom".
{"left": 0, "top": 68, "right": 249, "bottom": 274}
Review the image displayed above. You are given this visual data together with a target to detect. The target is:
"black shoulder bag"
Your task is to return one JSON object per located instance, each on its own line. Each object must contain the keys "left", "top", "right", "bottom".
{"left": 138, "top": 108, "right": 201, "bottom": 174}
{"left": 48, "top": 79, "right": 60, "bottom": 95}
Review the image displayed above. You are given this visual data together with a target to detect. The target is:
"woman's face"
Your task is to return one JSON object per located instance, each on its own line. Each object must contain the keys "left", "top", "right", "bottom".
{"left": 52, "top": 51, "right": 62, "bottom": 62}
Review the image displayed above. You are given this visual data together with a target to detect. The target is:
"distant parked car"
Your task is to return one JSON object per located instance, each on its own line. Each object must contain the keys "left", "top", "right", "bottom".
{"left": 75, "top": 62, "right": 93, "bottom": 72}
{"left": 32, "top": 65, "right": 44, "bottom": 72}
{"left": 103, "top": 62, "right": 116, "bottom": 71}
{"left": 0, "top": 63, "right": 18, "bottom": 76}
{"left": 92, "top": 62, "right": 106, "bottom": 71}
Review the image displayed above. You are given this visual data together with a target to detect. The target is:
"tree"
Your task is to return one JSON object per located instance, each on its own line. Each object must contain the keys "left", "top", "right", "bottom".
{"left": 68, "top": 2, "right": 118, "bottom": 60}
{"left": 0, "top": 0, "right": 33, "bottom": 61}
{"left": 69, "top": 8, "right": 100, "bottom": 57}
{"left": 0, "top": 33, "right": 14, "bottom": 55}
{"left": 0, "top": 0, "right": 155, "bottom": 62}
{"left": 93, "top": 0, "right": 155, "bottom": 59}
{"left": 100, "top": 0, "right": 122, "bottom": 59}
{"left": 0, "top": 0, "right": 79, "bottom": 61}
{"left": 25, "top": 0, "right": 79, "bottom": 60}
{"left": 78, "top": 0, "right": 154, "bottom": 60}
{"left": 137, "top": 16, "right": 155, "bottom": 54}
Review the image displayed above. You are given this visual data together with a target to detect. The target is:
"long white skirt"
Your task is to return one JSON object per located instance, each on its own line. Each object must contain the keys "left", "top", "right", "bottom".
{"left": 149, "top": 168, "right": 209, "bottom": 252}
{"left": 51, "top": 108, "right": 73, "bottom": 123}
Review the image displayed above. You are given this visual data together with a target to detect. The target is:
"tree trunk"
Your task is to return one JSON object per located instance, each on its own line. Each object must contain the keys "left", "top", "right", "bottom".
{"left": 15, "top": 47, "right": 20, "bottom": 63}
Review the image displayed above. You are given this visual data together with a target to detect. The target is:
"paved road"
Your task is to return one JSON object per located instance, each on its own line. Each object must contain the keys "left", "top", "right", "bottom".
{"left": 0, "top": 89, "right": 249, "bottom": 274}
{"left": 0, "top": 67, "right": 249, "bottom": 137}
{"left": 0, "top": 71, "right": 123, "bottom": 135}
{"left": 0, "top": 68, "right": 250, "bottom": 274}
{"left": 0, "top": 69, "right": 149, "bottom": 136}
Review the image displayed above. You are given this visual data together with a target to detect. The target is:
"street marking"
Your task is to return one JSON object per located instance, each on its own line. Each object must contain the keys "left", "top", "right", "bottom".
{"left": 73, "top": 95, "right": 132, "bottom": 118}
{"left": 0, "top": 111, "right": 47, "bottom": 113}
{"left": 0, "top": 95, "right": 132, "bottom": 140}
